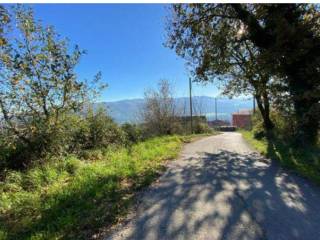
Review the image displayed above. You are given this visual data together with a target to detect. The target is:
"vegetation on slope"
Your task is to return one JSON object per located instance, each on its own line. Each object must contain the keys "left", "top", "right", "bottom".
{"left": 0, "top": 8, "right": 215, "bottom": 240}
{"left": 0, "top": 135, "right": 192, "bottom": 240}
{"left": 240, "top": 130, "right": 320, "bottom": 185}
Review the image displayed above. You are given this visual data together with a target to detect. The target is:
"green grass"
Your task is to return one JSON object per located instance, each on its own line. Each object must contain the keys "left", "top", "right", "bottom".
{"left": 0, "top": 135, "right": 197, "bottom": 240}
{"left": 240, "top": 130, "right": 320, "bottom": 185}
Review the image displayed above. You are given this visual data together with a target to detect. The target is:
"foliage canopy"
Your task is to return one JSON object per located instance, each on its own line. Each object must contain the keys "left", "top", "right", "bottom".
{"left": 167, "top": 4, "right": 320, "bottom": 144}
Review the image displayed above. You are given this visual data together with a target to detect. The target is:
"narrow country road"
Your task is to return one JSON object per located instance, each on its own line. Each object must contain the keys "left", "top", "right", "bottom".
{"left": 106, "top": 132, "right": 320, "bottom": 240}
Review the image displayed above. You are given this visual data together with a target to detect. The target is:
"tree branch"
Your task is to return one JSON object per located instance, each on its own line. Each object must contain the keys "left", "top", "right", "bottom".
{"left": 230, "top": 4, "right": 273, "bottom": 49}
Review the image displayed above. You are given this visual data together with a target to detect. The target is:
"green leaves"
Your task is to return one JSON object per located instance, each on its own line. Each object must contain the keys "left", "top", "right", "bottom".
{"left": 0, "top": 5, "right": 106, "bottom": 167}
{"left": 167, "top": 4, "right": 320, "bottom": 143}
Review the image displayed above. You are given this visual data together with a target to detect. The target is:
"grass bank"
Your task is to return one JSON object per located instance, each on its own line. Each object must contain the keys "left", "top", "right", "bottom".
{"left": 0, "top": 135, "right": 201, "bottom": 240}
{"left": 240, "top": 130, "right": 320, "bottom": 184}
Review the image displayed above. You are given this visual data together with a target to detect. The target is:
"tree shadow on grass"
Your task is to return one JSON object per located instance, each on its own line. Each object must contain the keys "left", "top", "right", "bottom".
{"left": 265, "top": 136, "right": 320, "bottom": 183}
{"left": 115, "top": 150, "right": 320, "bottom": 240}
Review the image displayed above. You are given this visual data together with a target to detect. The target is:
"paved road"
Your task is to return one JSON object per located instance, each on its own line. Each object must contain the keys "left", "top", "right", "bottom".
{"left": 106, "top": 132, "right": 320, "bottom": 240}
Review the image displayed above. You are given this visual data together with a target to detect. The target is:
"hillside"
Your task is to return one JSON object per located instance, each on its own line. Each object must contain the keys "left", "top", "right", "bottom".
{"left": 95, "top": 96, "right": 253, "bottom": 123}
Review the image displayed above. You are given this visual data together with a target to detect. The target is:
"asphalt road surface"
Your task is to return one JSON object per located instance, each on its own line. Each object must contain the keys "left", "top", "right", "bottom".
{"left": 106, "top": 132, "right": 320, "bottom": 240}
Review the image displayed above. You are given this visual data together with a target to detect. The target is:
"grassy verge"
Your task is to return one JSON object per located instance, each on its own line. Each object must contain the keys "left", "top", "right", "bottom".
{"left": 240, "top": 129, "right": 320, "bottom": 185}
{"left": 0, "top": 135, "right": 203, "bottom": 240}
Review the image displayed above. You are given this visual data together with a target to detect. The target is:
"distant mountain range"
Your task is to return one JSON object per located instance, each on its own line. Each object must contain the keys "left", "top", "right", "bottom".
{"left": 94, "top": 96, "right": 253, "bottom": 124}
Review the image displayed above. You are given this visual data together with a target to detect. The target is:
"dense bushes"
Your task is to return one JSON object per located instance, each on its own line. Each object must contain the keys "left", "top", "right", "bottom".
{"left": 0, "top": 104, "right": 213, "bottom": 171}
{"left": 193, "top": 120, "right": 212, "bottom": 134}
{"left": 251, "top": 109, "right": 305, "bottom": 143}
{"left": 0, "top": 109, "right": 129, "bottom": 171}
{"left": 121, "top": 123, "right": 144, "bottom": 144}
{"left": 173, "top": 117, "right": 212, "bottom": 135}
{"left": 75, "top": 108, "right": 127, "bottom": 150}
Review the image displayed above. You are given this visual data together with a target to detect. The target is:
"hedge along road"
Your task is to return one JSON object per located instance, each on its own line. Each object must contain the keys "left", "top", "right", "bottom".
{"left": 106, "top": 132, "right": 320, "bottom": 240}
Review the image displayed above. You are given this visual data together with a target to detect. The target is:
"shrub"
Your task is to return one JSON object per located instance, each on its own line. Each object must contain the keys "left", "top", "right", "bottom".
{"left": 269, "top": 110, "right": 296, "bottom": 139}
{"left": 121, "top": 123, "right": 144, "bottom": 144}
{"left": 64, "top": 157, "right": 83, "bottom": 174}
{"left": 251, "top": 110, "right": 297, "bottom": 141}
{"left": 68, "top": 108, "right": 127, "bottom": 153}
{"left": 85, "top": 108, "right": 126, "bottom": 148}
{"left": 194, "top": 121, "right": 212, "bottom": 134}
{"left": 0, "top": 109, "right": 127, "bottom": 170}
{"left": 79, "top": 149, "right": 104, "bottom": 161}
{"left": 251, "top": 112, "right": 265, "bottom": 139}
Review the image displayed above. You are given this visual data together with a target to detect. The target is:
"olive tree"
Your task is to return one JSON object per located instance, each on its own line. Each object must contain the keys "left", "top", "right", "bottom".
{"left": 0, "top": 6, "right": 105, "bottom": 167}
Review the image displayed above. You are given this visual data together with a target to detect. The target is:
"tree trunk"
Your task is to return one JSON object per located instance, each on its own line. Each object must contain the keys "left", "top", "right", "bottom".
{"left": 255, "top": 94, "right": 274, "bottom": 132}
{"left": 262, "top": 91, "right": 274, "bottom": 130}
{"left": 232, "top": 4, "right": 319, "bottom": 145}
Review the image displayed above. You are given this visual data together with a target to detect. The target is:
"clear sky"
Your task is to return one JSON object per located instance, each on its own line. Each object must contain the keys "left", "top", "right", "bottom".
{"left": 30, "top": 4, "right": 219, "bottom": 102}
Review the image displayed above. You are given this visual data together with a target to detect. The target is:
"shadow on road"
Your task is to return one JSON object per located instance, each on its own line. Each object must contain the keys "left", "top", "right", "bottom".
{"left": 122, "top": 150, "right": 320, "bottom": 240}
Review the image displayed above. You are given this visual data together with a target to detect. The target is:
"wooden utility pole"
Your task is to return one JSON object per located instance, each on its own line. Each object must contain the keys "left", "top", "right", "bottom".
{"left": 189, "top": 77, "right": 193, "bottom": 134}
{"left": 215, "top": 97, "right": 218, "bottom": 121}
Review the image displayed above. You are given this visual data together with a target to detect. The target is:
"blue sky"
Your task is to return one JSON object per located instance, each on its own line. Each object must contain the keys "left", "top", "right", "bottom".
{"left": 30, "top": 4, "right": 219, "bottom": 102}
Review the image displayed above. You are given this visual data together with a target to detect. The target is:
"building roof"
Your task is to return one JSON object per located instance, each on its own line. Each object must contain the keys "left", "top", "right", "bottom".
{"left": 232, "top": 109, "right": 252, "bottom": 115}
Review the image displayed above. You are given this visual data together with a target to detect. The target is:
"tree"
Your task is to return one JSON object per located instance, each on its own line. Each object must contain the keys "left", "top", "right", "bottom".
{"left": 166, "top": 4, "right": 275, "bottom": 132}
{"left": 217, "top": 41, "right": 275, "bottom": 131}
{"left": 231, "top": 4, "right": 320, "bottom": 144}
{"left": 167, "top": 4, "right": 320, "bottom": 144}
{"left": 0, "top": 6, "right": 105, "bottom": 166}
{"left": 142, "top": 80, "right": 178, "bottom": 136}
